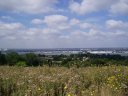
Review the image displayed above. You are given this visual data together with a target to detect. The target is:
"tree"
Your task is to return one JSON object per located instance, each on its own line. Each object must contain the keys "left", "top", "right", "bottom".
{"left": 90, "top": 59, "right": 106, "bottom": 66}
{"left": 6, "top": 52, "right": 20, "bottom": 66}
{"left": 0, "top": 53, "right": 7, "bottom": 65}
{"left": 25, "top": 53, "right": 39, "bottom": 66}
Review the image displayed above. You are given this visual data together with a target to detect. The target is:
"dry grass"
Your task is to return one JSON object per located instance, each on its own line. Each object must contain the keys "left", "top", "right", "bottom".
{"left": 0, "top": 66, "right": 128, "bottom": 96}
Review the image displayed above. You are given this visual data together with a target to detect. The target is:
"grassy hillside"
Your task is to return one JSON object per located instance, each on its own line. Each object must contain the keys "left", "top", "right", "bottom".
{"left": 0, "top": 66, "right": 128, "bottom": 96}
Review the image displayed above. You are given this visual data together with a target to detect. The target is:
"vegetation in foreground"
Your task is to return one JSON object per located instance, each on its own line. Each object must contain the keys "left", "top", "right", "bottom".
{"left": 0, "top": 66, "right": 128, "bottom": 96}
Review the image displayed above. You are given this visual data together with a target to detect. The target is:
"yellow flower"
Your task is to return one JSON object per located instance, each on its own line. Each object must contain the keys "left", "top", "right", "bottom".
{"left": 64, "top": 86, "right": 67, "bottom": 90}
{"left": 91, "top": 93, "right": 93, "bottom": 96}
{"left": 115, "top": 87, "right": 118, "bottom": 90}
{"left": 38, "top": 87, "right": 41, "bottom": 91}
{"left": 117, "top": 68, "right": 121, "bottom": 71}
{"left": 67, "top": 93, "right": 71, "bottom": 96}
{"left": 107, "top": 76, "right": 117, "bottom": 82}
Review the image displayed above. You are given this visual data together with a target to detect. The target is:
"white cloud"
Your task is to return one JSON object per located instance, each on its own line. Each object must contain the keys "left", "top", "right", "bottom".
{"left": 70, "top": 29, "right": 105, "bottom": 40}
{"left": 59, "top": 28, "right": 128, "bottom": 47}
{"left": 0, "top": 18, "right": 128, "bottom": 48}
{"left": 69, "top": 18, "right": 80, "bottom": 26}
{"left": 0, "top": 0, "right": 127, "bottom": 48}
{"left": 80, "top": 23, "right": 95, "bottom": 29}
{"left": 69, "top": 0, "right": 128, "bottom": 15}
{"left": 43, "top": 15, "right": 98, "bottom": 31}
{"left": 31, "top": 19, "right": 43, "bottom": 25}
{"left": 110, "top": 0, "right": 128, "bottom": 15}
{"left": 0, "top": 22, "right": 24, "bottom": 40}
{"left": 32, "top": 16, "right": 96, "bottom": 31}
{"left": 0, "top": 0, "right": 58, "bottom": 14}
{"left": 69, "top": 0, "right": 115, "bottom": 15}
{"left": 69, "top": 18, "right": 97, "bottom": 30}
{"left": 43, "top": 15, "right": 68, "bottom": 26}
{"left": 0, "top": 22, "right": 24, "bottom": 30}
{"left": 106, "top": 19, "right": 128, "bottom": 30}
{"left": 43, "top": 15, "right": 70, "bottom": 30}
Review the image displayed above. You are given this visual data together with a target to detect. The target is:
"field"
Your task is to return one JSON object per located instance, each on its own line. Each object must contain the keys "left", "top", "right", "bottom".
{"left": 0, "top": 66, "right": 128, "bottom": 96}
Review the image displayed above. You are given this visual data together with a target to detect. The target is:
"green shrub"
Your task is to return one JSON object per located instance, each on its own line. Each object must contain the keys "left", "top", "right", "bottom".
{"left": 16, "top": 61, "right": 27, "bottom": 67}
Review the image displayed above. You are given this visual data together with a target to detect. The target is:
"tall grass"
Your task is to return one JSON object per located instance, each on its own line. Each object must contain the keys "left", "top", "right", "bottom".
{"left": 0, "top": 66, "right": 128, "bottom": 96}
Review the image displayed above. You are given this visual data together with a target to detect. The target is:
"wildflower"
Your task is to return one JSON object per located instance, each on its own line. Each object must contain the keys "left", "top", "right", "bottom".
{"left": 107, "top": 76, "right": 117, "bottom": 82}
{"left": 90, "top": 93, "right": 93, "bottom": 96}
{"left": 117, "top": 68, "right": 121, "bottom": 72}
{"left": 67, "top": 93, "right": 71, "bottom": 96}
{"left": 38, "top": 87, "right": 41, "bottom": 91}
{"left": 90, "top": 91, "right": 95, "bottom": 96}
{"left": 117, "top": 74, "right": 121, "bottom": 77}
{"left": 112, "top": 84, "right": 115, "bottom": 87}
{"left": 64, "top": 85, "right": 67, "bottom": 90}
{"left": 115, "top": 87, "right": 118, "bottom": 90}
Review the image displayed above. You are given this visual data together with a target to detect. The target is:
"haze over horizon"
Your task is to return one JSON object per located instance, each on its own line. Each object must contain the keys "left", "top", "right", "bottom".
{"left": 0, "top": 0, "right": 128, "bottom": 48}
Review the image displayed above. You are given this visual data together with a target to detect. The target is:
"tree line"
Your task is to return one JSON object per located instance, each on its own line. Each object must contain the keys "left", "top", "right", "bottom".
{"left": 0, "top": 51, "right": 128, "bottom": 67}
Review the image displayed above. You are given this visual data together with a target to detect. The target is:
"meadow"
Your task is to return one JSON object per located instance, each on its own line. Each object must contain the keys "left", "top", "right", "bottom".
{"left": 0, "top": 66, "right": 128, "bottom": 96}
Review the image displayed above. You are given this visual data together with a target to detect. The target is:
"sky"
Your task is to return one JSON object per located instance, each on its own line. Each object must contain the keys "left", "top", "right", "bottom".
{"left": 0, "top": 0, "right": 128, "bottom": 48}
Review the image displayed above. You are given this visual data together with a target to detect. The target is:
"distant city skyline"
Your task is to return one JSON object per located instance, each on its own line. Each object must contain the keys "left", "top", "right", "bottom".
{"left": 0, "top": 0, "right": 128, "bottom": 48}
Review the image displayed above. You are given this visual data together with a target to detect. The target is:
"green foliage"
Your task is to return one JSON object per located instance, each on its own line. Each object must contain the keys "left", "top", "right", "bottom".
{"left": 25, "top": 53, "right": 39, "bottom": 66}
{"left": 81, "top": 61, "right": 92, "bottom": 67}
{"left": 90, "top": 59, "right": 107, "bottom": 66}
{"left": 6, "top": 52, "right": 20, "bottom": 66}
{"left": 0, "top": 53, "right": 7, "bottom": 65}
{"left": 16, "top": 61, "right": 27, "bottom": 67}
{"left": 0, "top": 51, "right": 128, "bottom": 67}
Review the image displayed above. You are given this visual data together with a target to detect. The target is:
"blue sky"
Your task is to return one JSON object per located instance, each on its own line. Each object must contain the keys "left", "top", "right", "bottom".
{"left": 0, "top": 0, "right": 128, "bottom": 48}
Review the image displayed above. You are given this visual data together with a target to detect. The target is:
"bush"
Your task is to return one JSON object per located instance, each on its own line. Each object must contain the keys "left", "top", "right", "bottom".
{"left": 16, "top": 61, "right": 27, "bottom": 67}
{"left": 6, "top": 52, "right": 20, "bottom": 66}
{"left": 25, "top": 53, "right": 39, "bottom": 66}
